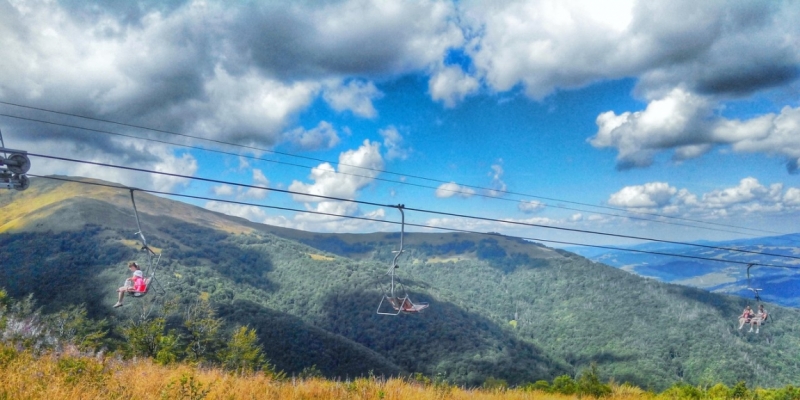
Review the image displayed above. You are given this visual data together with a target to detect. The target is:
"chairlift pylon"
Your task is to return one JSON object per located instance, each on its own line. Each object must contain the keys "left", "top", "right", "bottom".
{"left": 0, "top": 128, "right": 31, "bottom": 191}
{"left": 377, "top": 204, "right": 429, "bottom": 315}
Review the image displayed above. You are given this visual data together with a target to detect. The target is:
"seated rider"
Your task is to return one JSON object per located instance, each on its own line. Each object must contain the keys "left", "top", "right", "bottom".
{"left": 749, "top": 304, "right": 768, "bottom": 333}
{"left": 113, "top": 262, "right": 144, "bottom": 308}
{"left": 738, "top": 305, "right": 754, "bottom": 330}
{"left": 753, "top": 304, "right": 768, "bottom": 323}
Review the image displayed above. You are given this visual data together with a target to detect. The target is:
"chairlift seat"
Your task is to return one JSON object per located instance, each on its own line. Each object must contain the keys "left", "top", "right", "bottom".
{"left": 130, "top": 277, "right": 152, "bottom": 297}
{"left": 387, "top": 296, "right": 429, "bottom": 313}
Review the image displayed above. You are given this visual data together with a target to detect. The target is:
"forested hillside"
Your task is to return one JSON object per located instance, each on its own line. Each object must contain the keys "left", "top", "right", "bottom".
{"left": 1, "top": 176, "right": 799, "bottom": 390}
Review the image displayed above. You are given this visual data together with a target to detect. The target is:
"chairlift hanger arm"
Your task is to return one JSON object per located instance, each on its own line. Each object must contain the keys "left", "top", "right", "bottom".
{"left": 130, "top": 189, "right": 149, "bottom": 248}
{"left": 390, "top": 204, "right": 405, "bottom": 269}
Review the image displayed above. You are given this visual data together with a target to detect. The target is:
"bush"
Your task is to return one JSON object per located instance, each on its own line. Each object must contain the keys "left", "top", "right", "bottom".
{"left": 553, "top": 374, "right": 577, "bottom": 395}
{"left": 577, "top": 363, "right": 611, "bottom": 398}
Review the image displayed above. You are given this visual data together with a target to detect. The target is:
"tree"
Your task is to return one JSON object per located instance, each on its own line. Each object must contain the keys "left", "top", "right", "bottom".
{"left": 121, "top": 317, "right": 181, "bottom": 364}
{"left": 219, "top": 326, "right": 265, "bottom": 375}
{"left": 183, "top": 299, "right": 223, "bottom": 364}
{"left": 577, "top": 363, "right": 611, "bottom": 398}
{"left": 731, "top": 381, "right": 749, "bottom": 399}
{"left": 553, "top": 374, "right": 577, "bottom": 395}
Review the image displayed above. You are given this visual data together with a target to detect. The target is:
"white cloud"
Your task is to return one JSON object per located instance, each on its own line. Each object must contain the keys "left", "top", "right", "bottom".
{"left": 589, "top": 88, "right": 714, "bottom": 169}
{"left": 785, "top": 188, "right": 800, "bottom": 206}
{"left": 435, "top": 182, "right": 476, "bottom": 198}
{"left": 288, "top": 140, "right": 384, "bottom": 217}
{"left": 590, "top": 89, "right": 800, "bottom": 171}
{"left": 701, "top": 178, "right": 779, "bottom": 209}
{"left": 428, "top": 65, "right": 480, "bottom": 108}
{"left": 15, "top": 132, "right": 196, "bottom": 192}
{"left": 0, "top": 0, "right": 463, "bottom": 152}
{"left": 519, "top": 200, "right": 546, "bottom": 213}
{"left": 212, "top": 184, "right": 235, "bottom": 196}
{"left": 204, "top": 201, "right": 268, "bottom": 223}
{"left": 608, "top": 182, "right": 677, "bottom": 208}
{"left": 241, "top": 169, "right": 269, "bottom": 200}
{"left": 283, "top": 121, "right": 341, "bottom": 151}
{"left": 322, "top": 80, "right": 383, "bottom": 118}
{"left": 605, "top": 178, "right": 800, "bottom": 220}
{"left": 190, "top": 66, "right": 320, "bottom": 146}
{"left": 721, "top": 106, "right": 800, "bottom": 173}
{"left": 379, "top": 126, "right": 410, "bottom": 161}
{"left": 460, "top": 1, "right": 800, "bottom": 99}
{"left": 487, "top": 162, "right": 507, "bottom": 197}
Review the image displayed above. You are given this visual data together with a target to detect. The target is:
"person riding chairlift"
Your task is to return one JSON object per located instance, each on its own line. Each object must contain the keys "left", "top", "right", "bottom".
{"left": 749, "top": 304, "right": 768, "bottom": 333}
{"left": 113, "top": 262, "right": 145, "bottom": 308}
{"left": 737, "top": 305, "right": 754, "bottom": 330}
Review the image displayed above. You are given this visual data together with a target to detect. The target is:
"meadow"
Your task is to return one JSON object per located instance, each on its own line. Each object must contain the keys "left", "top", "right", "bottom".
{"left": 2, "top": 343, "right": 799, "bottom": 400}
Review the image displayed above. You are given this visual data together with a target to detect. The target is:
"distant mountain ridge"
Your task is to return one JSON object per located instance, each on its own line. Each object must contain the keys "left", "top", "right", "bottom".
{"left": 2, "top": 176, "right": 800, "bottom": 390}
{"left": 567, "top": 233, "right": 800, "bottom": 307}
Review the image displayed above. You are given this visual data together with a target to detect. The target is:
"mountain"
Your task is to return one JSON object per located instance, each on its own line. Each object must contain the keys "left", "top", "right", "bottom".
{"left": 567, "top": 234, "right": 800, "bottom": 307}
{"left": 2, "top": 176, "right": 800, "bottom": 390}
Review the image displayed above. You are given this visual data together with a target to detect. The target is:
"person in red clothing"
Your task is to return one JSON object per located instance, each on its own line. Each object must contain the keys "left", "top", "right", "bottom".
{"left": 113, "top": 262, "right": 144, "bottom": 308}
{"left": 737, "top": 305, "right": 754, "bottom": 330}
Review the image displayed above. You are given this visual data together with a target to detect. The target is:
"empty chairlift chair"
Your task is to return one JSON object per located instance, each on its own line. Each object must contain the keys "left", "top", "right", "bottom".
{"left": 377, "top": 205, "right": 429, "bottom": 315}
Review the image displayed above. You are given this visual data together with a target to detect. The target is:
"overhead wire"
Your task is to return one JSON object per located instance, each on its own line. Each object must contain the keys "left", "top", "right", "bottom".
{"left": 27, "top": 173, "right": 800, "bottom": 270}
{"left": 3, "top": 111, "right": 766, "bottom": 238}
{"left": 0, "top": 111, "right": 780, "bottom": 239}
{"left": 0, "top": 100, "right": 787, "bottom": 237}
{"left": 24, "top": 152, "right": 800, "bottom": 263}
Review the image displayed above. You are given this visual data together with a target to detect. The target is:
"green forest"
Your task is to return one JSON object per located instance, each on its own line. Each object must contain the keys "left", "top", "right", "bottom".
{"left": 1, "top": 178, "right": 799, "bottom": 391}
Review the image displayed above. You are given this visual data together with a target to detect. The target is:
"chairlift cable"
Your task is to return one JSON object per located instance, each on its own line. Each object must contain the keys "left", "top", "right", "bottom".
{"left": 23, "top": 153, "right": 800, "bottom": 263}
{"left": 28, "top": 174, "right": 800, "bottom": 271}
{"left": 6, "top": 112, "right": 757, "bottom": 237}
{"left": 0, "top": 104, "right": 787, "bottom": 237}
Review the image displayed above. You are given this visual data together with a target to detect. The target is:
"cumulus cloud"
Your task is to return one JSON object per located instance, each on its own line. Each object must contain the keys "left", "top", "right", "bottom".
{"left": 429, "top": 65, "right": 480, "bottom": 107}
{"left": 227, "top": 1, "right": 463, "bottom": 80}
{"left": 209, "top": 169, "right": 269, "bottom": 200}
{"left": 204, "top": 200, "right": 268, "bottom": 223}
{"left": 212, "top": 184, "right": 235, "bottom": 196}
{"left": 435, "top": 182, "right": 476, "bottom": 198}
{"left": 283, "top": 121, "right": 341, "bottom": 151}
{"left": 0, "top": 0, "right": 464, "bottom": 153}
{"left": 590, "top": 90, "right": 800, "bottom": 171}
{"left": 288, "top": 140, "right": 384, "bottom": 217}
{"left": 241, "top": 169, "right": 269, "bottom": 200}
{"left": 518, "top": 200, "right": 545, "bottom": 213}
{"left": 379, "top": 126, "right": 410, "bottom": 161}
{"left": 10, "top": 123, "right": 196, "bottom": 191}
{"left": 589, "top": 88, "right": 715, "bottom": 169}
{"left": 322, "top": 80, "right": 383, "bottom": 118}
{"left": 608, "top": 182, "right": 677, "bottom": 208}
{"left": 607, "top": 178, "right": 800, "bottom": 219}
{"left": 460, "top": 0, "right": 800, "bottom": 99}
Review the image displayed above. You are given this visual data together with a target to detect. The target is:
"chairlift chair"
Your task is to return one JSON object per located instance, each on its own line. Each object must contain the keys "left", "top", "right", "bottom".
{"left": 743, "top": 264, "right": 770, "bottom": 327}
{"left": 376, "top": 205, "right": 429, "bottom": 315}
{"left": 127, "top": 189, "right": 165, "bottom": 299}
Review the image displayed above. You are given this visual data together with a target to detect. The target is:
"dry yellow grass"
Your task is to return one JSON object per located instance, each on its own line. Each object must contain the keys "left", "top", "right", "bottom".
{"left": 0, "top": 346, "right": 658, "bottom": 400}
{"left": 426, "top": 255, "right": 474, "bottom": 264}
{"left": 309, "top": 253, "right": 337, "bottom": 261}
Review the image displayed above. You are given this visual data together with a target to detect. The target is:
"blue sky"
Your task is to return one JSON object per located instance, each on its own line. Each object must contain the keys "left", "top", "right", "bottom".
{"left": 1, "top": 0, "right": 799, "bottom": 248}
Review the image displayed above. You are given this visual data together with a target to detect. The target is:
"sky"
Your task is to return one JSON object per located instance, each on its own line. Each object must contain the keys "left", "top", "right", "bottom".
{"left": 1, "top": 0, "right": 799, "bottom": 248}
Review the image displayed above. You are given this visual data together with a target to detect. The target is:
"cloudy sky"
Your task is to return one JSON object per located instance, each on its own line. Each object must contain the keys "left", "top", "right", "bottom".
{"left": 1, "top": 0, "right": 799, "bottom": 248}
